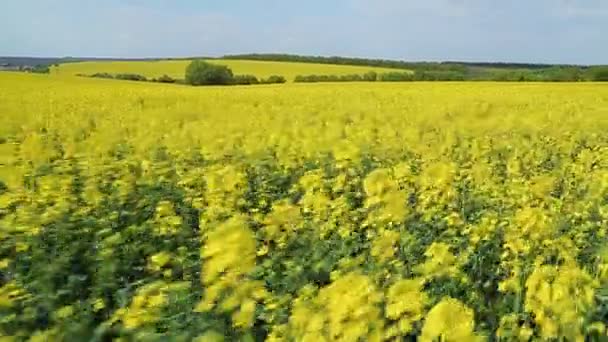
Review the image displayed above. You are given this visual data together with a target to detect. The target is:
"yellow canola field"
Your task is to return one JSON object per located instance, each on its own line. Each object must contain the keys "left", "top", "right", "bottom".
{"left": 1, "top": 71, "right": 608, "bottom": 340}
{"left": 51, "top": 59, "right": 401, "bottom": 81}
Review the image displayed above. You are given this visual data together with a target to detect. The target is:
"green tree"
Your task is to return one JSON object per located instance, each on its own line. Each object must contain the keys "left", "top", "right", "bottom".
{"left": 590, "top": 67, "right": 608, "bottom": 81}
{"left": 261, "top": 75, "right": 287, "bottom": 84}
{"left": 185, "top": 60, "right": 234, "bottom": 86}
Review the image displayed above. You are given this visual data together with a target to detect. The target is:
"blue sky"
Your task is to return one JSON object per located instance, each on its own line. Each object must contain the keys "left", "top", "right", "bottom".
{"left": 1, "top": 0, "right": 607, "bottom": 64}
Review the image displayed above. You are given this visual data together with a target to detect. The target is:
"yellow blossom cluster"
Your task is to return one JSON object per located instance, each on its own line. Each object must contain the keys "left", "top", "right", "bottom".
{"left": 1, "top": 72, "right": 608, "bottom": 340}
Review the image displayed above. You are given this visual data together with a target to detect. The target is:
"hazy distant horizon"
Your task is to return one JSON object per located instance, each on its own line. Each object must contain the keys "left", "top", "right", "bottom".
{"left": 1, "top": 54, "right": 602, "bottom": 67}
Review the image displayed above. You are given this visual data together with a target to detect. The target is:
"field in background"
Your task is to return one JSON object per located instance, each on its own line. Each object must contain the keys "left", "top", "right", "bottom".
{"left": 51, "top": 59, "right": 401, "bottom": 81}
{"left": 2, "top": 72, "right": 608, "bottom": 340}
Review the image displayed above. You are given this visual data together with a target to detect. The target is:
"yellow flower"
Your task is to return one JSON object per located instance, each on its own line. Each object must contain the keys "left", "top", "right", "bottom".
{"left": 371, "top": 229, "right": 400, "bottom": 262}
{"left": 148, "top": 251, "right": 172, "bottom": 272}
{"left": 93, "top": 298, "right": 106, "bottom": 312}
{"left": 53, "top": 305, "right": 74, "bottom": 320}
{"left": 524, "top": 262, "right": 597, "bottom": 340}
{"left": 420, "top": 297, "right": 483, "bottom": 342}
{"left": 196, "top": 215, "right": 266, "bottom": 329}
{"left": 193, "top": 330, "right": 225, "bottom": 342}
{"left": 0, "top": 281, "right": 28, "bottom": 309}
{"left": 117, "top": 281, "right": 188, "bottom": 330}
{"left": 262, "top": 200, "right": 302, "bottom": 247}
{"left": 319, "top": 272, "right": 383, "bottom": 341}
{"left": 416, "top": 242, "right": 459, "bottom": 279}
{"left": 385, "top": 278, "right": 428, "bottom": 338}
{"left": 364, "top": 168, "right": 394, "bottom": 197}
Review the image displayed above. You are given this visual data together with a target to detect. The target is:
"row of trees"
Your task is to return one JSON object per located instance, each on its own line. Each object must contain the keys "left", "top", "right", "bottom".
{"left": 222, "top": 53, "right": 471, "bottom": 72}
{"left": 294, "top": 71, "right": 379, "bottom": 83}
{"left": 86, "top": 72, "right": 176, "bottom": 83}
{"left": 81, "top": 61, "right": 287, "bottom": 86}
{"left": 293, "top": 67, "right": 608, "bottom": 83}
{"left": 80, "top": 61, "right": 608, "bottom": 85}
{"left": 293, "top": 70, "right": 466, "bottom": 83}
{"left": 185, "top": 60, "right": 285, "bottom": 85}
{"left": 223, "top": 54, "right": 608, "bottom": 82}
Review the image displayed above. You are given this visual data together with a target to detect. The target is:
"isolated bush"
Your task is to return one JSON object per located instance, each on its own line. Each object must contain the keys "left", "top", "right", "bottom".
{"left": 154, "top": 74, "right": 177, "bottom": 83}
{"left": 30, "top": 65, "right": 50, "bottom": 74}
{"left": 90, "top": 73, "right": 115, "bottom": 79}
{"left": 363, "top": 71, "right": 378, "bottom": 81}
{"left": 185, "top": 60, "right": 234, "bottom": 86}
{"left": 233, "top": 74, "right": 259, "bottom": 85}
{"left": 261, "top": 75, "right": 287, "bottom": 84}
{"left": 115, "top": 73, "right": 148, "bottom": 82}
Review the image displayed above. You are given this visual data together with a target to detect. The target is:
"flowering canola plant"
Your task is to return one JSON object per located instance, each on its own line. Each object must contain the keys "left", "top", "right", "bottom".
{"left": 1, "top": 72, "right": 608, "bottom": 340}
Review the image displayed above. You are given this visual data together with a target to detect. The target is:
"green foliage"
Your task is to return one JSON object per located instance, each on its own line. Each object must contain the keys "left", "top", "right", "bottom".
{"left": 89, "top": 72, "right": 114, "bottom": 79}
{"left": 379, "top": 72, "right": 414, "bottom": 82}
{"left": 260, "top": 75, "right": 287, "bottom": 84}
{"left": 153, "top": 74, "right": 177, "bottom": 83}
{"left": 115, "top": 73, "right": 148, "bottom": 82}
{"left": 589, "top": 67, "right": 608, "bottom": 81}
{"left": 294, "top": 72, "right": 414, "bottom": 83}
{"left": 185, "top": 60, "right": 234, "bottom": 86}
{"left": 30, "top": 65, "right": 51, "bottom": 74}
{"left": 414, "top": 70, "right": 465, "bottom": 81}
{"left": 363, "top": 71, "right": 378, "bottom": 82}
{"left": 293, "top": 74, "right": 369, "bottom": 83}
{"left": 223, "top": 53, "right": 598, "bottom": 82}
{"left": 233, "top": 75, "right": 260, "bottom": 85}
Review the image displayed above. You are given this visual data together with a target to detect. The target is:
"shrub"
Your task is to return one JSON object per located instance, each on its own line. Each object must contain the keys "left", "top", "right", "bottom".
{"left": 294, "top": 75, "right": 316, "bottom": 83}
{"left": 261, "top": 75, "right": 287, "bottom": 84}
{"left": 293, "top": 74, "right": 343, "bottom": 83}
{"left": 590, "top": 67, "right": 608, "bottom": 81}
{"left": 338, "top": 74, "right": 364, "bottom": 82}
{"left": 413, "top": 70, "right": 465, "bottom": 81}
{"left": 115, "top": 73, "right": 148, "bottom": 82}
{"left": 294, "top": 73, "right": 377, "bottom": 83}
{"left": 233, "top": 75, "right": 259, "bottom": 85}
{"left": 379, "top": 72, "right": 414, "bottom": 82}
{"left": 185, "top": 60, "right": 234, "bottom": 86}
{"left": 90, "top": 73, "right": 114, "bottom": 79}
{"left": 363, "top": 71, "right": 378, "bottom": 82}
{"left": 30, "top": 65, "right": 50, "bottom": 74}
{"left": 154, "top": 74, "right": 177, "bottom": 83}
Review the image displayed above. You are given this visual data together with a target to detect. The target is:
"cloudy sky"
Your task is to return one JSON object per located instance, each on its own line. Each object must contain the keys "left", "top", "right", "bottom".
{"left": 1, "top": 0, "right": 607, "bottom": 64}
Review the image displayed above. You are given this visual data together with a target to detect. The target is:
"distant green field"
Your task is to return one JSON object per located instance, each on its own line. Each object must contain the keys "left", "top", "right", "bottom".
{"left": 52, "top": 59, "right": 403, "bottom": 81}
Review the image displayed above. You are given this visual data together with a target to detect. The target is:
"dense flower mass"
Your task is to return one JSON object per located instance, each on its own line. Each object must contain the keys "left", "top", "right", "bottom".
{"left": 1, "top": 72, "right": 608, "bottom": 340}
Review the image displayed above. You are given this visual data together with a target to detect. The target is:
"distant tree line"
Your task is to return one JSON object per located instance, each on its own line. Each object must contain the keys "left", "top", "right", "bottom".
{"left": 12, "top": 54, "right": 608, "bottom": 83}
{"left": 223, "top": 53, "right": 608, "bottom": 82}
{"left": 294, "top": 71, "right": 379, "bottom": 83}
{"left": 84, "top": 73, "right": 163, "bottom": 82}
{"left": 294, "top": 70, "right": 466, "bottom": 83}
{"left": 0, "top": 63, "right": 50, "bottom": 74}
{"left": 223, "top": 53, "right": 469, "bottom": 72}
{"left": 222, "top": 53, "right": 584, "bottom": 73}
{"left": 292, "top": 67, "right": 608, "bottom": 83}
